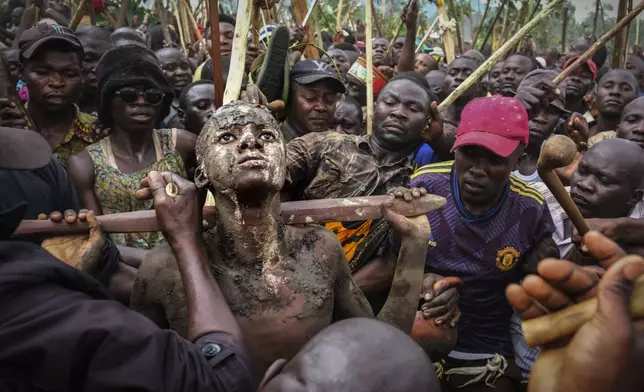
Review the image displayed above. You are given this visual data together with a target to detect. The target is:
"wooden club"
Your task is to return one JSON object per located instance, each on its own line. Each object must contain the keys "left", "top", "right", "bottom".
{"left": 536, "top": 135, "right": 590, "bottom": 236}
{"left": 12, "top": 195, "right": 446, "bottom": 238}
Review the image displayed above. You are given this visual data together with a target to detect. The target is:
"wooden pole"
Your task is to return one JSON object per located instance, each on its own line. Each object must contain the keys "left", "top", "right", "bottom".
{"left": 223, "top": 0, "right": 252, "bottom": 104}
{"left": 366, "top": 0, "right": 374, "bottom": 135}
{"left": 480, "top": 0, "right": 509, "bottom": 51}
{"left": 437, "top": 0, "right": 456, "bottom": 63}
{"left": 173, "top": 0, "right": 187, "bottom": 49}
{"left": 85, "top": 0, "right": 96, "bottom": 25}
{"left": 446, "top": 0, "right": 464, "bottom": 54}
{"left": 439, "top": 0, "right": 563, "bottom": 110}
{"left": 561, "top": 4, "right": 568, "bottom": 54}
{"left": 370, "top": 0, "right": 383, "bottom": 37}
{"left": 614, "top": 0, "right": 629, "bottom": 68}
{"left": 209, "top": 0, "right": 224, "bottom": 108}
{"left": 627, "top": 0, "right": 634, "bottom": 53}
{"left": 416, "top": 16, "right": 439, "bottom": 53}
{"left": 637, "top": 18, "right": 641, "bottom": 45}
{"left": 386, "top": 21, "right": 405, "bottom": 57}
{"left": 292, "top": 0, "right": 319, "bottom": 59}
{"left": 68, "top": 0, "right": 87, "bottom": 30}
{"left": 554, "top": 0, "right": 644, "bottom": 84}
{"left": 473, "top": 0, "right": 491, "bottom": 46}
{"left": 593, "top": 0, "right": 601, "bottom": 37}
{"left": 499, "top": 0, "right": 510, "bottom": 44}
{"left": 336, "top": 0, "right": 344, "bottom": 32}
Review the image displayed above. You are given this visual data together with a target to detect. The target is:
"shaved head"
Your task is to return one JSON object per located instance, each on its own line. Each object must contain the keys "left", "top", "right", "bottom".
{"left": 259, "top": 319, "right": 439, "bottom": 392}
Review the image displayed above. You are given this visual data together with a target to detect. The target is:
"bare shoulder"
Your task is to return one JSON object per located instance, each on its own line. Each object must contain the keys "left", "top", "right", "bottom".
{"left": 284, "top": 224, "right": 345, "bottom": 267}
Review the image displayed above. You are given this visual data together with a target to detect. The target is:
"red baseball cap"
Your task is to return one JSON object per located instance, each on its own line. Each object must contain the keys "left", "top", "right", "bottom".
{"left": 451, "top": 97, "right": 529, "bottom": 158}
{"left": 563, "top": 56, "right": 598, "bottom": 80}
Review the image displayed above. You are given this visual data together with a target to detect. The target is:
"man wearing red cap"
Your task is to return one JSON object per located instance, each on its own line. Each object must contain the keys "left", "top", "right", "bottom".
{"left": 562, "top": 56, "right": 597, "bottom": 120}
{"left": 409, "top": 97, "right": 557, "bottom": 391}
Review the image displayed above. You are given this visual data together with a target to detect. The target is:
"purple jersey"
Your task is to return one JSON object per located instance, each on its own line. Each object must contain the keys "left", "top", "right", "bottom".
{"left": 408, "top": 161, "right": 554, "bottom": 356}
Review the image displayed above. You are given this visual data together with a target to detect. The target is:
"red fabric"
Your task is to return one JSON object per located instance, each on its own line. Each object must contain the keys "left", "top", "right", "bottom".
{"left": 93, "top": 0, "right": 104, "bottom": 12}
{"left": 451, "top": 97, "right": 529, "bottom": 158}
{"left": 563, "top": 56, "right": 598, "bottom": 80}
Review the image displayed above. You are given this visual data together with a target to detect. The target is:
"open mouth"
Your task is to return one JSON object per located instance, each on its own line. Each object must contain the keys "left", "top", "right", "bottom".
{"left": 130, "top": 112, "right": 152, "bottom": 121}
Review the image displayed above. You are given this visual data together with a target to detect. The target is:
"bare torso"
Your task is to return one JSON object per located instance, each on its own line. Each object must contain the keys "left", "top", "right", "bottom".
{"left": 131, "top": 223, "right": 370, "bottom": 375}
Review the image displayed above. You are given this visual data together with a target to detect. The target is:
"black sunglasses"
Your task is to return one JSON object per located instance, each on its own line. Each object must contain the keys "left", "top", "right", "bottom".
{"left": 116, "top": 87, "right": 164, "bottom": 105}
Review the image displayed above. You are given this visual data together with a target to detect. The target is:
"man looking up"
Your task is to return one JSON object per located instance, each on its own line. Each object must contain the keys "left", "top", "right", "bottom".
{"left": 177, "top": 80, "right": 216, "bottom": 135}
{"left": 409, "top": 97, "right": 557, "bottom": 391}
{"left": 442, "top": 56, "right": 481, "bottom": 126}
{"left": 281, "top": 59, "right": 345, "bottom": 142}
{"left": 0, "top": 23, "right": 100, "bottom": 166}
{"left": 500, "top": 53, "right": 539, "bottom": 97}
{"left": 74, "top": 25, "right": 112, "bottom": 114}
{"left": 131, "top": 101, "right": 431, "bottom": 377}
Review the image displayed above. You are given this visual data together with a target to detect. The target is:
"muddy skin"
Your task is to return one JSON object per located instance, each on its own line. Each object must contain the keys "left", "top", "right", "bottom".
{"left": 131, "top": 102, "right": 374, "bottom": 376}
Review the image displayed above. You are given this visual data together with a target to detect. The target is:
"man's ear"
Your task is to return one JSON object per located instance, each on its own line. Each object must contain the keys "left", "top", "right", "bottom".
{"left": 194, "top": 165, "right": 209, "bottom": 188}
{"left": 257, "top": 358, "right": 288, "bottom": 390}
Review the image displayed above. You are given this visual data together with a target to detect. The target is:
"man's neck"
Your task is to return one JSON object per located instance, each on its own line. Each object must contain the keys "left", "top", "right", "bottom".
{"left": 368, "top": 134, "right": 416, "bottom": 165}
{"left": 518, "top": 144, "right": 539, "bottom": 176}
{"left": 78, "top": 90, "right": 97, "bottom": 114}
{"left": 212, "top": 191, "right": 286, "bottom": 268}
{"left": 28, "top": 101, "right": 75, "bottom": 132}
{"left": 596, "top": 113, "right": 620, "bottom": 134}
{"left": 446, "top": 100, "right": 468, "bottom": 123}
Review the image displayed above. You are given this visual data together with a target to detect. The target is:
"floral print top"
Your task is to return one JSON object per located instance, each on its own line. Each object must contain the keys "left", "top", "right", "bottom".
{"left": 87, "top": 128, "right": 186, "bottom": 249}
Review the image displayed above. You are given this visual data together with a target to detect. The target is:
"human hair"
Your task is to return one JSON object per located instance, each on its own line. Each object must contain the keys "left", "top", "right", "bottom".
{"left": 338, "top": 95, "right": 363, "bottom": 117}
{"left": 386, "top": 72, "right": 438, "bottom": 106}
{"left": 148, "top": 24, "right": 167, "bottom": 51}
{"left": 206, "top": 14, "right": 236, "bottom": 35}
{"left": 334, "top": 42, "right": 358, "bottom": 52}
{"left": 179, "top": 80, "right": 214, "bottom": 110}
{"left": 110, "top": 27, "right": 145, "bottom": 46}
{"left": 505, "top": 52, "right": 541, "bottom": 71}
{"left": 598, "top": 68, "right": 639, "bottom": 91}
{"left": 74, "top": 25, "right": 111, "bottom": 41}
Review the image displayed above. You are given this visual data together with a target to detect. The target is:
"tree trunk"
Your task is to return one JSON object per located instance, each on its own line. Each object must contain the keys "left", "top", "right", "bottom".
{"left": 561, "top": 5, "right": 568, "bottom": 54}
{"left": 473, "top": 0, "right": 491, "bottom": 45}
{"left": 592, "top": 0, "right": 600, "bottom": 37}
{"left": 613, "top": 0, "right": 628, "bottom": 68}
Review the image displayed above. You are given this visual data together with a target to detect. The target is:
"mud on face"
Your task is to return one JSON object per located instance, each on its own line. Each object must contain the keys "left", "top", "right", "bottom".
{"left": 195, "top": 101, "right": 286, "bottom": 195}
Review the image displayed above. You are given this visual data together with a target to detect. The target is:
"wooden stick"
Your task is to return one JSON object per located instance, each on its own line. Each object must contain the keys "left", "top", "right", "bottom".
{"left": 115, "top": 0, "right": 128, "bottom": 29}
{"left": 173, "top": 0, "right": 187, "bottom": 49}
{"left": 222, "top": 0, "right": 252, "bottom": 103}
{"left": 13, "top": 195, "right": 446, "bottom": 237}
{"left": 446, "top": 0, "right": 463, "bottom": 55}
{"left": 479, "top": 0, "right": 509, "bottom": 51}
{"left": 68, "top": 0, "right": 87, "bottom": 30}
{"left": 291, "top": 0, "right": 318, "bottom": 59}
{"left": 184, "top": 0, "right": 203, "bottom": 42}
{"left": 336, "top": 0, "right": 344, "bottom": 32}
{"left": 416, "top": 16, "right": 439, "bottom": 53}
{"left": 86, "top": 0, "right": 96, "bottom": 25}
{"left": 614, "top": 0, "right": 629, "bottom": 68}
{"left": 370, "top": 0, "right": 383, "bottom": 38}
{"left": 637, "top": 18, "right": 641, "bottom": 46}
{"left": 561, "top": 4, "right": 568, "bottom": 54}
{"left": 473, "top": 0, "right": 490, "bottom": 46}
{"left": 439, "top": 0, "right": 563, "bottom": 111}
{"left": 386, "top": 20, "right": 404, "bottom": 57}
{"left": 522, "top": 256, "right": 644, "bottom": 347}
{"left": 302, "top": 0, "right": 319, "bottom": 27}
{"left": 209, "top": 0, "right": 224, "bottom": 108}
{"left": 593, "top": 0, "right": 601, "bottom": 37}
{"left": 437, "top": 0, "right": 455, "bottom": 63}
{"left": 102, "top": 8, "right": 118, "bottom": 28}
{"left": 553, "top": 0, "right": 644, "bottom": 85}
{"left": 366, "top": 0, "right": 374, "bottom": 135}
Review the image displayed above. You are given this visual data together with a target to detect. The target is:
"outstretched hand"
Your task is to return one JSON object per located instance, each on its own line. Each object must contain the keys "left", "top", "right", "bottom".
{"left": 506, "top": 231, "right": 644, "bottom": 392}
{"left": 566, "top": 112, "right": 590, "bottom": 152}
{"left": 402, "top": 0, "right": 419, "bottom": 28}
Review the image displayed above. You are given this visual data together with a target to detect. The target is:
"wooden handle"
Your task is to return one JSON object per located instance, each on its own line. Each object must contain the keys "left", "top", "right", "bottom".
{"left": 523, "top": 273, "right": 644, "bottom": 347}
{"left": 12, "top": 194, "right": 446, "bottom": 238}
{"left": 538, "top": 169, "right": 590, "bottom": 236}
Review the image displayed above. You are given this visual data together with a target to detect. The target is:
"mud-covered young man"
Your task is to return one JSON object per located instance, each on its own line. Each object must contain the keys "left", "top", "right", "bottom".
{"left": 130, "top": 101, "right": 431, "bottom": 377}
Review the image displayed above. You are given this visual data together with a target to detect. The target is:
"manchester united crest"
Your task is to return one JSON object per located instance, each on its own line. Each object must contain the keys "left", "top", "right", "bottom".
{"left": 496, "top": 247, "right": 521, "bottom": 271}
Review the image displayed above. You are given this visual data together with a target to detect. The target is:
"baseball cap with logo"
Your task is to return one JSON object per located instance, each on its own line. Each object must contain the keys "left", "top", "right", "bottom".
{"left": 291, "top": 59, "right": 346, "bottom": 93}
{"left": 19, "top": 23, "right": 83, "bottom": 61}
{"left": 451, "top": 96, "right": 529, "bottom": 158}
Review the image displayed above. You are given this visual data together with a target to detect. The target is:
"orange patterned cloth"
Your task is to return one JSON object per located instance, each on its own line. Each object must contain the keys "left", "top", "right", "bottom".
{"left": 325, "top": 219, "right": 390, "bottom": 273}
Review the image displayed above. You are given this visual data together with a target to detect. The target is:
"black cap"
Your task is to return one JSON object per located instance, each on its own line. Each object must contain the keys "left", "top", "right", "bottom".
{"left": 19, "top": 23, "right": 83, "bottom": 60}
{"left": 291, "top": 59, "right": 346, "bottom": 93}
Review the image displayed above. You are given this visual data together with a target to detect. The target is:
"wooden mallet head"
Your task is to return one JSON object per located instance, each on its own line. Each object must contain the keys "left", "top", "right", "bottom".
{"left": 536, "top": 135, "right": 578, "bottom": 171}
{"left": 536, "top": 134, "right": 590, "bottom": 236}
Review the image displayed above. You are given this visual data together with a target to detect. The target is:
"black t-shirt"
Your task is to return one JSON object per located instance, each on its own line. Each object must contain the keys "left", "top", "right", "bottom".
{"left": 0, "top": 156, "right": 80, "bottom": 220}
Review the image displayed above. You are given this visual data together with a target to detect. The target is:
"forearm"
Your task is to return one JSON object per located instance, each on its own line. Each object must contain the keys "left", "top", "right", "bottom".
{"left": 397, "top": 24, "right": 417, "bottom": 72}
{"left": 170, "top": 237, "right": 242, "bottom": 342}
{"left": 377, "top": 217, "right": 429, "bottom": 333}
{"left": 353, "top": 256, "right": 396, "bottom": 296}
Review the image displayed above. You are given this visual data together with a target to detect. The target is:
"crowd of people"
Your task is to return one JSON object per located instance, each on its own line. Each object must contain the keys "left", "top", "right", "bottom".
{"left": 2, "top": 0, "right": 644, "bottom": 391}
